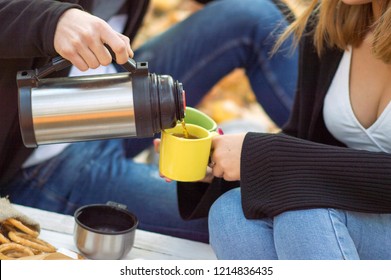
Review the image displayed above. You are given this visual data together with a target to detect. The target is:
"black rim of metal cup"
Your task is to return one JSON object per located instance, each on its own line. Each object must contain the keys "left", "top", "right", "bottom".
{"left": 74, "top": 204, "right": 138, "bottom": 235}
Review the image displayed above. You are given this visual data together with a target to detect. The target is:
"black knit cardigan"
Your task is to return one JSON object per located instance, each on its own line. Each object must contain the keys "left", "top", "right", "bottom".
{"left": 177, "top": 24, "right": 391, "bottom": 220}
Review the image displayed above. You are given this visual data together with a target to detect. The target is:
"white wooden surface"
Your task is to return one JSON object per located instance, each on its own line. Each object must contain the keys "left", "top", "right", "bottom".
{"left": 13, "top": 204, "right": 216, "bottom": 260}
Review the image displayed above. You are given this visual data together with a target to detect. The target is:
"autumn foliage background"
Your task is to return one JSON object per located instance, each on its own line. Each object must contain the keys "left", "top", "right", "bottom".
{"left": 133, "top": 0, "right": 307, "bottom": 133}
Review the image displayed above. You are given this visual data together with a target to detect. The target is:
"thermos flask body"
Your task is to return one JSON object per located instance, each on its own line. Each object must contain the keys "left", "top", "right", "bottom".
{"left": 17, "top": 60, "right": 185, "bottom": 148}
{"left": 23, "top": 74, "right": 137, "bottom": 145}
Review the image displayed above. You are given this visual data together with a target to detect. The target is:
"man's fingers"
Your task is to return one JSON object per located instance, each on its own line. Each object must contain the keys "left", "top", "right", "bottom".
{"left": 101, "top": 30, "right": 132, "bottom": 64}
{"left": 89, "top": 43, "right": 113, "bottom": 66}
{"left": 77, "top": 47, "right": 101, "bottom": 69}
{"left": 118, "top": 33, "right": 134, "bottom": 57}
{"left": 54, "top": 9, "right": 133, "bottom": 70}
{"left": 69, "top": 54, "right": 89, "bottom": 72}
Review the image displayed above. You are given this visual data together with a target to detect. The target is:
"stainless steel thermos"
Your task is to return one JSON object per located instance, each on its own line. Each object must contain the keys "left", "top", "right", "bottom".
{"left": 17, "top": 54, "right": 185, "bottom": 148}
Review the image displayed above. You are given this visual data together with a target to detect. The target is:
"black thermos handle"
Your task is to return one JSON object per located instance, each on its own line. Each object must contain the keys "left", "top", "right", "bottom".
{"left": 104, "top": 44, "right": 137, "bottom": 73}
{"left": 36, "top": 44, "right": 137, "bottom": 79}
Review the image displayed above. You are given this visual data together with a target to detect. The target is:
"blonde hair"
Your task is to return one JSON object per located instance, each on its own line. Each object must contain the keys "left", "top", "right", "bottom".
{"left": 276, "top": 0, "right": 391, "bottom": 63}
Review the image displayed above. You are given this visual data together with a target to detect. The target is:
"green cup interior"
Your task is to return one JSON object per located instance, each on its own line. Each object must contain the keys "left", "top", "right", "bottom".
{"left": 184, "top": 107, "right": 217, "bottom": 132}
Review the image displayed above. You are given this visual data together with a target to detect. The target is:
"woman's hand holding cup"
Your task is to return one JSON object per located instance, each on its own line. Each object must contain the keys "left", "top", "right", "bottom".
{"left": 209, "top": 133, "right": 246, "bottom": 181}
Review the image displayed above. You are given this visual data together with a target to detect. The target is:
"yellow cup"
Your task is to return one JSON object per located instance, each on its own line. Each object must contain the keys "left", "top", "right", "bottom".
{"left": 159, "top": 124, "right": 217, "bottom": 182}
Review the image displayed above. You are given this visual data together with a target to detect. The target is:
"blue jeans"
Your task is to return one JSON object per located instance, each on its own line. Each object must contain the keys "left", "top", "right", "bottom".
{"left": 209, "top": 188, "right": 391, "bottom": 259}
{"left": 3, "top": 0, "right": 297, "bottom": 243}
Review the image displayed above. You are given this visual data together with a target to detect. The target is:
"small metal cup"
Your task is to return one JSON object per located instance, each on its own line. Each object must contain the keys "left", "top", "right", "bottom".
{"left": 74, "top": 202, "right": 138, "bottom": 260}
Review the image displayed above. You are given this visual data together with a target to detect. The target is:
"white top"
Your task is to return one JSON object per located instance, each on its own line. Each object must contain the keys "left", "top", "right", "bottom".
{"left": 23, "top": 15, "right": 128, "bottom": 168}
{"left": 323, "top": 46, "right": 391, "bottom": 153}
